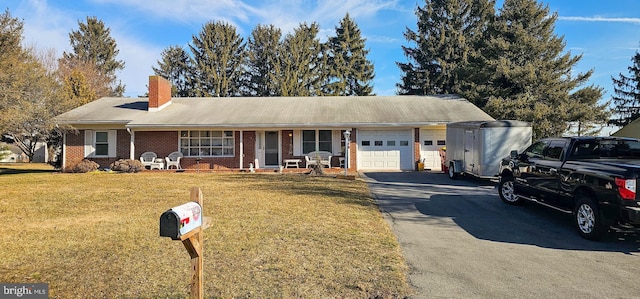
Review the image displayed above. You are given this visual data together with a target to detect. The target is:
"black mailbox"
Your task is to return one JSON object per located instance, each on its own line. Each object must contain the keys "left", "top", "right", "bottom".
{"left": 160, "top": 201, "right": 202, "bottom": 240}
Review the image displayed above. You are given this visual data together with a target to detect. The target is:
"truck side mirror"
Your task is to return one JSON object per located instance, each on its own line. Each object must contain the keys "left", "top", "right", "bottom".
{"left": 510, "top": 150, "right": 519, "bottom": 160}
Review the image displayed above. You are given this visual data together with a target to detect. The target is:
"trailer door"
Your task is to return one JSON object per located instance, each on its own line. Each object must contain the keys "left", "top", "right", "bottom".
{"left": 464, "top": 130, "right": 475, "bottom": 173}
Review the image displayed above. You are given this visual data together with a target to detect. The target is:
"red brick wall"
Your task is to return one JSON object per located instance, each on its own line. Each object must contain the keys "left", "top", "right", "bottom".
{"left": 135, "top": 131, "right": 178, "bottom": 158}
{"left": 348, "top": 129, "right": 356, "bottom": 169}
{"left": 64, "top": 131, "right": 84, "bottom": 172}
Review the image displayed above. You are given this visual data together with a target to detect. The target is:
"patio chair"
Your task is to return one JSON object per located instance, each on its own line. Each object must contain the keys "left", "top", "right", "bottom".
{"left": 165, "top": 151, "right": 183, "bottom": 169}
{"left": 140, "top": 152, "right": 159, "bottom": 169}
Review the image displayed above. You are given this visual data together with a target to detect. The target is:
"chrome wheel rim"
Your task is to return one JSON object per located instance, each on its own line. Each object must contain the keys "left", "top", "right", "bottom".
{"left": 501, "top": 181, "right": 516, "bottom": 202}
{"left": 448, "top": 165, "right": 454, "bottom": 177}
{"left": 576, "top": 204, "right": 595, "bottom": 234}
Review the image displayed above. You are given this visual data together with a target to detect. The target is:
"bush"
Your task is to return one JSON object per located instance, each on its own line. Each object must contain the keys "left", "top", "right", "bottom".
{"left": 72, "top": 159, "right": 99, "bottom": 173}
{"left": 110, "top": 159, "right": 144, "bottom": 173}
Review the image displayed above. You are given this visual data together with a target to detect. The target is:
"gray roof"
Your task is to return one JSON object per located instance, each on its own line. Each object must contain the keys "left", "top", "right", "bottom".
{"left": 55, "top": 95, "right": 494, "bottom": 129}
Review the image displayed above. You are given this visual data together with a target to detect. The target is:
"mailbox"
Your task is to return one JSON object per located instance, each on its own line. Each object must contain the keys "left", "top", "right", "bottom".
{"left": 160, "top": 201, "right": 202, "bottom": 240}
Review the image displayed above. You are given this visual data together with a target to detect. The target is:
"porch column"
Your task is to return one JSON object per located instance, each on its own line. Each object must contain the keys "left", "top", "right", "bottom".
{"left": 239, "top": 130, "right": 244, "bottom": 170}
{"left": 127, "top": 128, "right": 135, "bottom": 160}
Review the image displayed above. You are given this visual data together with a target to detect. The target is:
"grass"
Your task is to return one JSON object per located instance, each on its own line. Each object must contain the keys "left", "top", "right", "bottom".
{"left": 0, "top": 163, "right": 412, "bottom": 298}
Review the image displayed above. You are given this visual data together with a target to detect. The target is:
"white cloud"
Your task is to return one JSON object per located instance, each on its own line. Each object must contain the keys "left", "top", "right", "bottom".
{"left": 558, "top": 16, "right": 640, "bottom": 24}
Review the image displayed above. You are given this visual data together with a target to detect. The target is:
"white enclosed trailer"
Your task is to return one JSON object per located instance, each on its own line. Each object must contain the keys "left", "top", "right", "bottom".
{"left": 445, "top": 120, "right": 531, "bottom": 179}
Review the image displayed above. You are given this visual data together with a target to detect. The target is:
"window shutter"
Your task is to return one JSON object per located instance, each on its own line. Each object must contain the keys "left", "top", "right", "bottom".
{"left": 332, "top": 130, "right": 341, "bottom": 155}
{"left": 84, "top": 130, "right": 94, "bottom": 157}
{"left": 108, "top": 130, "right": 117, "bottom": 157}
{"left": 293, "top": 130, "right": 301, "bottom": 156}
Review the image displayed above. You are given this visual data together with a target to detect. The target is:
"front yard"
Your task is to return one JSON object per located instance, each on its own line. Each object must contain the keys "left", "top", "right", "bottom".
{"left": 0, "top": 164, "right": 411, "bottom": 298}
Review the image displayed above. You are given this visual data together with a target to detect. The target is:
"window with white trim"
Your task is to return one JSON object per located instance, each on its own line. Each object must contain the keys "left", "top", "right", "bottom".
{"left": 302, "top": 130, "right": 332, "bottom": 154}
{"left": 84, "top": 130, "right": 117, "bottom": 157}
{"left": 179, "top": 130, "right": 234, "bottom": 157}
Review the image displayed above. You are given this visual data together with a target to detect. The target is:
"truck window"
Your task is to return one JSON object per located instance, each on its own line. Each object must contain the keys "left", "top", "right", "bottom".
{"left": 569, "top": 141, "right": 599, "bottom": 159}
{"left": 544, "top": 141, "right": 566, "bottom": 161}
{"left": 600, "top": 139, "right": 640, "bottom": 158}
{"left": 524, "top": 141, "right": 547, "bottom": 159}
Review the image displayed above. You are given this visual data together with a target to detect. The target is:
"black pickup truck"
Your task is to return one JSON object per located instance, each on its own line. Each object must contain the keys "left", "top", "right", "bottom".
{"left": 498, "top": 136, "right": 640, "bottom": 240}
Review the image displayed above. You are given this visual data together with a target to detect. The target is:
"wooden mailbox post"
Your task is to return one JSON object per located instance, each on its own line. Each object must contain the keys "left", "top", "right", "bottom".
{"left": 160, "top": 187, "right": 211, "bottom": 299}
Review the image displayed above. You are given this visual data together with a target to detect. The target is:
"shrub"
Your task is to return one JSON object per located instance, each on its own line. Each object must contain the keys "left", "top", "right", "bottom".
{"left": 72, "top": 159, "right": 99, "bottom": 173}
{"left": 110, "top": 159, "right": 144, "bottom": 173}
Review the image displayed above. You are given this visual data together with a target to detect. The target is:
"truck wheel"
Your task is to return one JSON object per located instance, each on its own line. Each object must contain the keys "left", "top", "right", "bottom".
{"left": 498, "top": 176, "right": 523, "bottom": 205}
{"left": 448, "top": 162, "right": 458, "bottom": 180}
{"left": 574, "top": 195, "right": 606, "bottom": 240}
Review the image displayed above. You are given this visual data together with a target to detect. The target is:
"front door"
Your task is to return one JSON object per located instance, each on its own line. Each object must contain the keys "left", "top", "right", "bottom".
{"left": 264, "top": 131, "right": 280, "bottom": 166}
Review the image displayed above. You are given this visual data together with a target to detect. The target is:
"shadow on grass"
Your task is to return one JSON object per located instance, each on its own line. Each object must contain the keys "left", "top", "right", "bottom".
{"left": 0, "top": 164, "right": 58, "bottom": 175}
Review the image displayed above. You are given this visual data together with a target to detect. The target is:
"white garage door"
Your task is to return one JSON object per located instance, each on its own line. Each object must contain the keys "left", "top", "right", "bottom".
{"left": 357, "top": 130, "right": 413, "bottom": 170}
{"left": 420, "top": 128, "right": 446, "bottom": 171}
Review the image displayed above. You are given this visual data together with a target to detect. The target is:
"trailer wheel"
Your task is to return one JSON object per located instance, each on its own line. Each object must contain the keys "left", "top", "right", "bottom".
{"left": 448, "top": 162, "right": 458, "bottom": 180}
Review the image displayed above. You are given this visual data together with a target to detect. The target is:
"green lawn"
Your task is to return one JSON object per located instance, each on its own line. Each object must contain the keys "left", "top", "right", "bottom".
{"left": 0, "top": 164, "right": 412, "bottom": 298}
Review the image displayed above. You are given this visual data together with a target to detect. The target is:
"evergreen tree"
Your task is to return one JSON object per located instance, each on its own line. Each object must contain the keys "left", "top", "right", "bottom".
{"left": 243, "top": 24, "right": 282, "bottom": 96}
{"left": 397, "top": 0, "right": 493, "bottom": 95}
{"left": 610, "top": 49, "right": 640, "bottom": 127}
{"left": 153, "top": 45, "right": 194, "bottom": 97}
{"left": 62, "top": 16, "right": 125, "bottom": 96}
{"left": 482, "top": 0, "right": 606, "bottom": 139}
{"left": 325, "top": 13, "right": 375, "bottom": 96}
{"left": 275, "top": 23, "right": 325, "bottom": 96}
{"left": 190, "top": 21, "right": 246, "bottom": 97}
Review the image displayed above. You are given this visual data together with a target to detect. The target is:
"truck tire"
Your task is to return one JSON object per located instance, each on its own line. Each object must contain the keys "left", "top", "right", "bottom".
{"left": 498, "top": 176, "right": 524, "bottom": 205}
{"left": 574, "top": 195, "right": 606, "bottom": 240}
{"left": 448, "top": 162, "right": 458, "bottom": 180}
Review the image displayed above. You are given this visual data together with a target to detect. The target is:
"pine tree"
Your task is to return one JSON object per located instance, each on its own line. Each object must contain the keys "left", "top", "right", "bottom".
{"left": 482, "top": 0, "right": 606, "bottom": 139}
{"left": 275, "top": 23, "right": 325, "bottom": 96}
{"left": 325, "top": 13, "right": 375, "bottom": 96}
{"left": 153, "top": 45, "right": 194, "bottom": 97}
{"left": 190, "top": 21, "right": 246, "bottom": 97}
{"left": 62, "top": 16, "right": 125, "bottom": 96}
{"left": 397, "top": 0, "right": 493, "bottom": 95}
{"left": 610, "top": 49, "right": 640, "bottom": 127}
{"left": 243, "top": 24, "right": 282, "bottom": 96}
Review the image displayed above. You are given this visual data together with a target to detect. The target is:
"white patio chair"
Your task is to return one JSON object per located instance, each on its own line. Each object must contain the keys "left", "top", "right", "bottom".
{"left": 165, "top": 151, "right": 183, "bottom": 169}
{"left": 140, "top": 152, "right": 158, "bottom": 169}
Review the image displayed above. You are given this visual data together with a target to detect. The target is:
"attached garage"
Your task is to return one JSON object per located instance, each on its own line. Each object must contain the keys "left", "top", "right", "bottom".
{"left": 357, "top": 129, "right": 414, "bottom": 170}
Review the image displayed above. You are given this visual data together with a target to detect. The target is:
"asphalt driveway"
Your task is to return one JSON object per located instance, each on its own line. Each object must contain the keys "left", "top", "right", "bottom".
{"left": 363, "top": 171, "right": 640, "bottom": 299}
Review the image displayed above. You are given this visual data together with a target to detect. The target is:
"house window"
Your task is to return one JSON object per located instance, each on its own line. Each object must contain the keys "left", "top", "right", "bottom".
{"left": 424, "top": 140, "right": 433, "bottom": 146}
{"left": 361, "top": 140, "right": 371, "bottom": 146}
{"left": 180, "top": 130, "right": 234, "bottom": 157}
{"left": 400, "top": 141, "right": 409, "bottom": 146}
{"left": 95, "top": 132, "right": 109, "bottom": 156}
{"left": 437, "top": 140, "right": 446, "bottom": 146}
{"left": 84, "top": 130, "right": 116, "bottom": 157}
{"left": 302, "top": 130, "right": 332, "bottom": 154}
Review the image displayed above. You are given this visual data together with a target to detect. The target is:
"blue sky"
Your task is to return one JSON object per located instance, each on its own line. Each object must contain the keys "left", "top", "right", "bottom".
{"left": 5, "top": 0, "right": 640, "bottom": 102}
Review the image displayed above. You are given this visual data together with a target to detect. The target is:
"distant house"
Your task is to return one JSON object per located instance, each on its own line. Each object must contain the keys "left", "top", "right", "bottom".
{"left": 54, "top": 76, "right": 494, "bottom": 172}
{"left": 0, "top": 143, "right": 27, "bottom": 163}
{"left": 612, "top": 117, "right": 640, "bottom": 139}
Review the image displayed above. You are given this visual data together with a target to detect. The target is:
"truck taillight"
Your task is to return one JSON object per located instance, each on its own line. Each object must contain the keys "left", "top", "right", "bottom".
{"left": 615, "top": 178, "right": 636, "bottom": 200}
